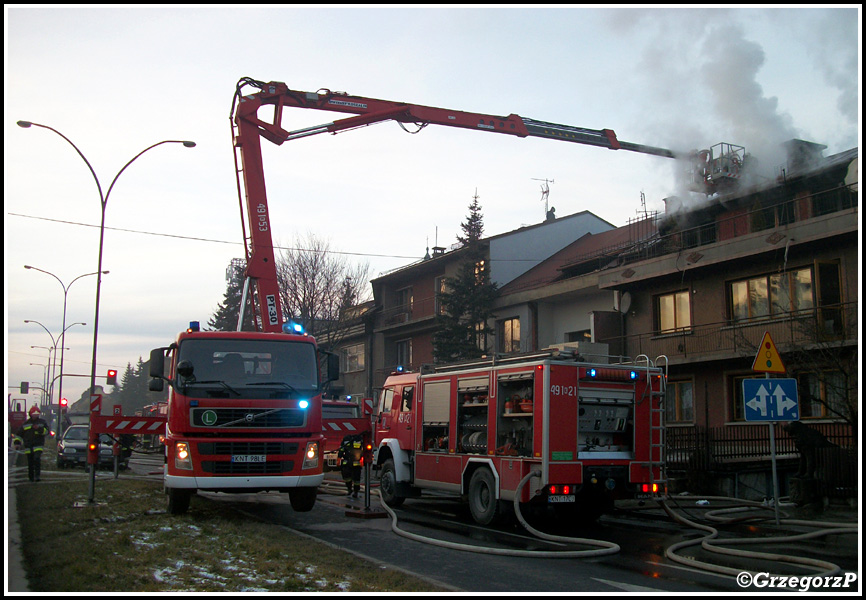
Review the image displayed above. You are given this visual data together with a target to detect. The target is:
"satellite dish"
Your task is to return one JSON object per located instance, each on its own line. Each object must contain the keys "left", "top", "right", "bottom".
{"left": 618, "top": 292, "right": 632, "bottom": 314}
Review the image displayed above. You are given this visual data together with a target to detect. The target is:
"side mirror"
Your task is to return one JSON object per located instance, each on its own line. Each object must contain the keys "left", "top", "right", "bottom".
{"left": 149, "top": 379, "right": 164, "bottom": 392}
{"left": 327, "top": 353, "right": 340, "bottom": 382}
{"left": 149, "top": 348, "right": 165, "bottom": 378}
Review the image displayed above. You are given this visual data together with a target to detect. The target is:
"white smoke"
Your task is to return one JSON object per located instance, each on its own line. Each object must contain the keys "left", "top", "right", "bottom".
{"left": 603, "top": 8, "right": 857, "bottom": 204}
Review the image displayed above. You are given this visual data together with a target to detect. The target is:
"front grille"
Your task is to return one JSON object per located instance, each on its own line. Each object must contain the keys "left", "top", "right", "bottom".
{"left": 191, "top": 407, "right": 306, "bottom": 429}
{"left": 201, "top": 460, "right": 294, "bottom": 475}
{"left": 197, "top": 442, "right": 299, "bottom": 456}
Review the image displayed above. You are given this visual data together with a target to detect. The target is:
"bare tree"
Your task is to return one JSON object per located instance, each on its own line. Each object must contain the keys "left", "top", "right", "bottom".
{"left": 276, "top": 232, "right": 372, "bottom": 350}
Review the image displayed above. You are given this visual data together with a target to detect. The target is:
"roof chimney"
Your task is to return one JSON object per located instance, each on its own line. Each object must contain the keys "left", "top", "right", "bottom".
{"left": 783, "top": 139, "right": 827, "bottom": 173}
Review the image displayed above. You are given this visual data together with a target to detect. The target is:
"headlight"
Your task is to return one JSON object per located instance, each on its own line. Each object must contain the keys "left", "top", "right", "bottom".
{"left": 302, "top": 441, "right": 319, "bottom": 470}
{"left": 174, "top": 442, "right": 193, "bottom": 470}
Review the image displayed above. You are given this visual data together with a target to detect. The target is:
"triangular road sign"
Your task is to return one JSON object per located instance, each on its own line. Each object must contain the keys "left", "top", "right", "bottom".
{"left": 752, "top": 331, "right": 786, "bottom": 373}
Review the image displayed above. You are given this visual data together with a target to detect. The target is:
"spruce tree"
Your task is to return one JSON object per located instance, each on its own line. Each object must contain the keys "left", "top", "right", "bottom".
{"left": 208, "top": 259, "right": 257, "bottom": 331}
{"left": 433, "top": 191, "right": 498, "bottom": 363}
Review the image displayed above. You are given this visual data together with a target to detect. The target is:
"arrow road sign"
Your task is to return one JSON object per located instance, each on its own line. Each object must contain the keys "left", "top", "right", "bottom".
{"left": 742, "top": 378, "right": 799, "bottom": 422}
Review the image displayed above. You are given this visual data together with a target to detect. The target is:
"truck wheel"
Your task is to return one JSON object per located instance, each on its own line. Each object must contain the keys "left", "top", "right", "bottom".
{"left": 468, "top": 468, "right": 501, "bottom": 525}
{"left": 289, "top": 487, "right": 317, "bottom": 512}
{"left": 379, "top": 458, "right": 405, "bottom": 507}
{"left": 167, "top": 488, "right": 192, "bottom": 515}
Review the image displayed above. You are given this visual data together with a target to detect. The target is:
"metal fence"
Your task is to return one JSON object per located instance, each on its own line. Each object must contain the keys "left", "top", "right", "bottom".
{"left": 667, "top": 422, "right": 857, "bottom": 499}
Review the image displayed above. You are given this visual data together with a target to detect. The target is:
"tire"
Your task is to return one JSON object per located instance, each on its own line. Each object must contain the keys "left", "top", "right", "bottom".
{"left": 379, "top": 458, "right": 405, "bottom": 507}
{"left": 167, "top": 488, "right": 192, "bottom": 515}
{"left": 468, "top": 468, "right": 501, "bottom": 525}
{"left": 289, "top": 487, "right": 317, "bottom": 512}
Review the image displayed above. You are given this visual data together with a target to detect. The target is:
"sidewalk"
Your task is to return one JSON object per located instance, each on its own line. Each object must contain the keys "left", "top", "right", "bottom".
{"left": 7, "top": 451, "right": 30, "bottom": 593}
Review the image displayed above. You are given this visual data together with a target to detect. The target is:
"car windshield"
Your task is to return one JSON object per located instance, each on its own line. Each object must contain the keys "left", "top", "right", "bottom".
{"left": 175, "top": 338, "right": 319, "bottom": 399}
{"left": 64, "top": 428, "right": 88, "bottom": 441}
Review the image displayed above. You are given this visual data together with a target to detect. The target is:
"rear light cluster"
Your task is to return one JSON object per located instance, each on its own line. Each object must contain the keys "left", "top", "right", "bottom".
{"left": 640, "top": 483, "right": 661, "bottom": 494}
{"left": 548, "top": 485, "right": 573, "bottom": 495}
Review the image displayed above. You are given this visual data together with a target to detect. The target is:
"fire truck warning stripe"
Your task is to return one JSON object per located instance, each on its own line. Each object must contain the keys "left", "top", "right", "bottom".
{"left": 326, "top": 422, "right": 357, "bottom": 431}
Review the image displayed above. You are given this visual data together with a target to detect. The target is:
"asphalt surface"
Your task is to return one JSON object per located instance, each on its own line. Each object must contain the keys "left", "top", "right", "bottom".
{"left": 7, "top": 453, "right": 861, "bottom": 593}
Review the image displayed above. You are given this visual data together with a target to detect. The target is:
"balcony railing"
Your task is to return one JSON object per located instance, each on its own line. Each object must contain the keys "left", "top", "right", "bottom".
{"left": 599, "top": 301, "right": 858, "bottom": 364}
{"left": 667, "top": 422, "right": 856, "bottom": 499}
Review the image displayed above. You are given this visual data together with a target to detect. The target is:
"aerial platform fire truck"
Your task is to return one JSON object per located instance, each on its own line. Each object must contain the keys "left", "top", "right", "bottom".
{"left": 123, "top": 79, "right": 678, "bottom": 516}
{"left": 373, "top": 350, "right": 666, "bottom": 525}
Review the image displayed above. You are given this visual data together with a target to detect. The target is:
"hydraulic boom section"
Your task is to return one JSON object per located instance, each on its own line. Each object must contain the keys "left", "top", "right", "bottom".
{"left": 230, "top": 77, "right": 676, "bottom": 332}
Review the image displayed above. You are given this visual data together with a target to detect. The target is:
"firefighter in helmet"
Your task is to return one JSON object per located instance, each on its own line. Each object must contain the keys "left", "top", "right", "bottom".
{"left": 338, "top": 433, "right": 363, "bottom": 498}
{"left": 16, "top": 405, "right": 49, "bottom": 482}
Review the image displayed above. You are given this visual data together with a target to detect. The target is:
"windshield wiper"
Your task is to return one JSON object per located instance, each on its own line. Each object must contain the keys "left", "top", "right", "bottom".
{"left": 183, "top": 380, "right": 241, "bottom": 396}
{"left": 248, "top": 381, "right": 300, "bottom": 394}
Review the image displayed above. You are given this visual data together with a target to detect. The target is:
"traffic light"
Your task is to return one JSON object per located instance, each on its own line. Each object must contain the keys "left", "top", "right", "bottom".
{"left": 60, "top": 398, "right": 68, "bottom": 408}
{"left": 106, "top": 369, "right": 118, "bottom": 386}
{"left": 20, "top": 382, "right": 29, "bottom": 394}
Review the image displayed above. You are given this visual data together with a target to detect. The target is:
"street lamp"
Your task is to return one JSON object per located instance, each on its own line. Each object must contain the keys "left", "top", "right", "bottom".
{"left": 18, "top": 120, "right": 195, "bottom": 502}
{"left": 30, "top": 345, "right": 69, "bottom": 407}
{"left": 25, "top": 265, "right": 106, "bottom": 435}
{"left": 25, "top": 319, "right": 85, "bottom": 414}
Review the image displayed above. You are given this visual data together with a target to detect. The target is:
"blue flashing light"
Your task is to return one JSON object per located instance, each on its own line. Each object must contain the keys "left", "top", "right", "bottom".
{"left": 396, "top": 365, "right": 404, "bottom": 373}
{"left": 298, "top": 399, "right": 309, "bottom": 410}
{"left": 589, "top": 368, "right": 597, "bottom": 377}
{"left": 187, "top": 321, "right": 200, "bottom": 333}
{"left": 282, "top": 321, "right": 305, "bottom": 335}
{"left": 630, "top": 370, "right": 638, "bottom": 380}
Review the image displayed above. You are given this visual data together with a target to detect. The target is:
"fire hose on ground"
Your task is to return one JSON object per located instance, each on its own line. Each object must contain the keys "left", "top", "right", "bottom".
{"left": 323, "top": 470, "right": 620, "bottom": 558}
{"left": 656, "top": 495, "right": 858, "bottom": 578}
{"left": 322, "top": 474, "right": 857, "bottom": 574}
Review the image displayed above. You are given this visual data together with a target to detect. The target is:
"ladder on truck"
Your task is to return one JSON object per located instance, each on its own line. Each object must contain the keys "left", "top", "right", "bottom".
{"left": 637, "top": 355, "right": 668, "bottom": 497}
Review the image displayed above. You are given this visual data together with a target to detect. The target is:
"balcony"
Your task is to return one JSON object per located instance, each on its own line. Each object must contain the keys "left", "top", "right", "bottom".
{"left": 599, "top": 301, "right": 858, "bottom": 365}
{"left": 378, "top": 295, "right": 439, "bottom": 331}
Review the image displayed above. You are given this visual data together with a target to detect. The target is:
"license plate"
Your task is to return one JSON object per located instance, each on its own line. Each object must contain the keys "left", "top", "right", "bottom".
{"left": 232, "top": 455, "right": 267, "bottom": 463}
{"left": 548, "top": 495, "right": 576, "bottom": 503}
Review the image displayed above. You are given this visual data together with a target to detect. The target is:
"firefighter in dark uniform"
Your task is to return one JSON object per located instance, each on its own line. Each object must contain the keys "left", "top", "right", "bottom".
{"left": 338, "top": 433, "right": 363, "bottom": 498}
{"left": 16, "top": 406, "right": 49, "bottom": 482}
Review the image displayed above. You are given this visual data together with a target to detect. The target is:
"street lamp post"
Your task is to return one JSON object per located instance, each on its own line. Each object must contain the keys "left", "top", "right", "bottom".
{"left": 23, "top": 319, "right": 57, "bottom": 407}
{"left": 25, "top": 266, "right": 105, "bottom": 436}
{"left": 18, "top": 120, "right": 195, "bottom": 503}
{"left": 26, "top": 320, "right": 84, "bottom": 420}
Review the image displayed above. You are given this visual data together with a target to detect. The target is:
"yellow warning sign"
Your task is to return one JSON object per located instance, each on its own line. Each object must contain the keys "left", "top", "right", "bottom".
{"left": 752, "top": 332, "right": 786, "bottom": 373}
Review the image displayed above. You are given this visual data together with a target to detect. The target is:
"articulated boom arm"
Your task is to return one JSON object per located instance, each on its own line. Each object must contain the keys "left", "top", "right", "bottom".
{"left": 231, "top": 78, "right": 675, "bottom": 332}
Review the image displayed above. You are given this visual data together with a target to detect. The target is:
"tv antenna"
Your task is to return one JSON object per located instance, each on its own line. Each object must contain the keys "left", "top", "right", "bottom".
{"left": 532, "top": 178, "right": 554, "bottom": 217}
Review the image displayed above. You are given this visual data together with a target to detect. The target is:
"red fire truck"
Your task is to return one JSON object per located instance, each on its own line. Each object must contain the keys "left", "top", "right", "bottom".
{"left": 149, "top": 324, "right": 339, "bottom": 514}
{"left": 321, "top": 397, "right": 373, "bottom": 471}
{"left": 373, "top": 350, "right": 666, "bottom": 525}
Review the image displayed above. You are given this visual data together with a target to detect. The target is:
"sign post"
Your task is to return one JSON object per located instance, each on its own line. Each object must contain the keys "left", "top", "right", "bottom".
{"left": 744, "top": 332, "right": 795, "bottom": 524}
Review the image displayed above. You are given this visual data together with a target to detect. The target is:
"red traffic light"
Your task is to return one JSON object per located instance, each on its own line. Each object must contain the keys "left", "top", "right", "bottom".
{"left": 60, "top": 398, "right": 68, "bottom": 407}
{"left": 106, "top": 369, "right": 118, "bottom": 386}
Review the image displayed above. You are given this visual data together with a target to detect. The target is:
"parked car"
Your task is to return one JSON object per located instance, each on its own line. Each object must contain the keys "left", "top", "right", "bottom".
{"left": 56, "top": 425, "right": 126, "bottom": 469}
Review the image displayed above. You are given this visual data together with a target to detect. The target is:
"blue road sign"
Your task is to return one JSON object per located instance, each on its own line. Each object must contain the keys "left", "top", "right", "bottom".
{"left": 742, "top": 378, "right": 799, "bottom": 422}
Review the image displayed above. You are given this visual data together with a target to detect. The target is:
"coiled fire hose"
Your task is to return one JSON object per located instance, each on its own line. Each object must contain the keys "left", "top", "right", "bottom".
{"left": 658, "top": 495, "right": 857, "bottom": 578}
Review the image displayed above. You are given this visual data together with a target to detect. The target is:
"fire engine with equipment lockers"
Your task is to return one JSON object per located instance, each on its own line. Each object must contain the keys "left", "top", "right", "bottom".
{"left": 374, "top": 352, "right": 666, "bottom": 525}
{"left": 128, "top": 78, "right": 682, "bottom": 517}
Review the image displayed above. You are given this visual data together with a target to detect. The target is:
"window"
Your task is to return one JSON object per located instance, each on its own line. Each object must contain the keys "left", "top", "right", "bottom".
{"left": 730, "top": 374, "right": 752, "bottom": 422}
{"left": 341, "top": 343, "right": 365, "bottom": 373}
{"left": 666, "top": 380, "right": 694, "bottom": 423}
{"left": 730, "top": 268, "right": 813, "bottom": 322}
{"left": 475, "top": 322, "right": 489, "bottom": 354}
{"left": 797, "top": 370, "right": 847, "bottom": 419}
{"left": 656, "top": 290, "right": 691, "bottom": 333}
{"left": 499, "top": 317, "right": 520, "bottom": 354}
{"left": 396, "top": 339, "right": 412, "bottom": 369}
{"left": 435, "top": 277, "right": 446, "bottom": 315}
{"left": 396, "top": 287, "right": 413, "bottom": 311}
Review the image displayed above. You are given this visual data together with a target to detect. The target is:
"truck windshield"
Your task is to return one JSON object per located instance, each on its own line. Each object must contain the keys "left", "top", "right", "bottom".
{"left": 176, "top": 338, "right": 318, "bottom": 398}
